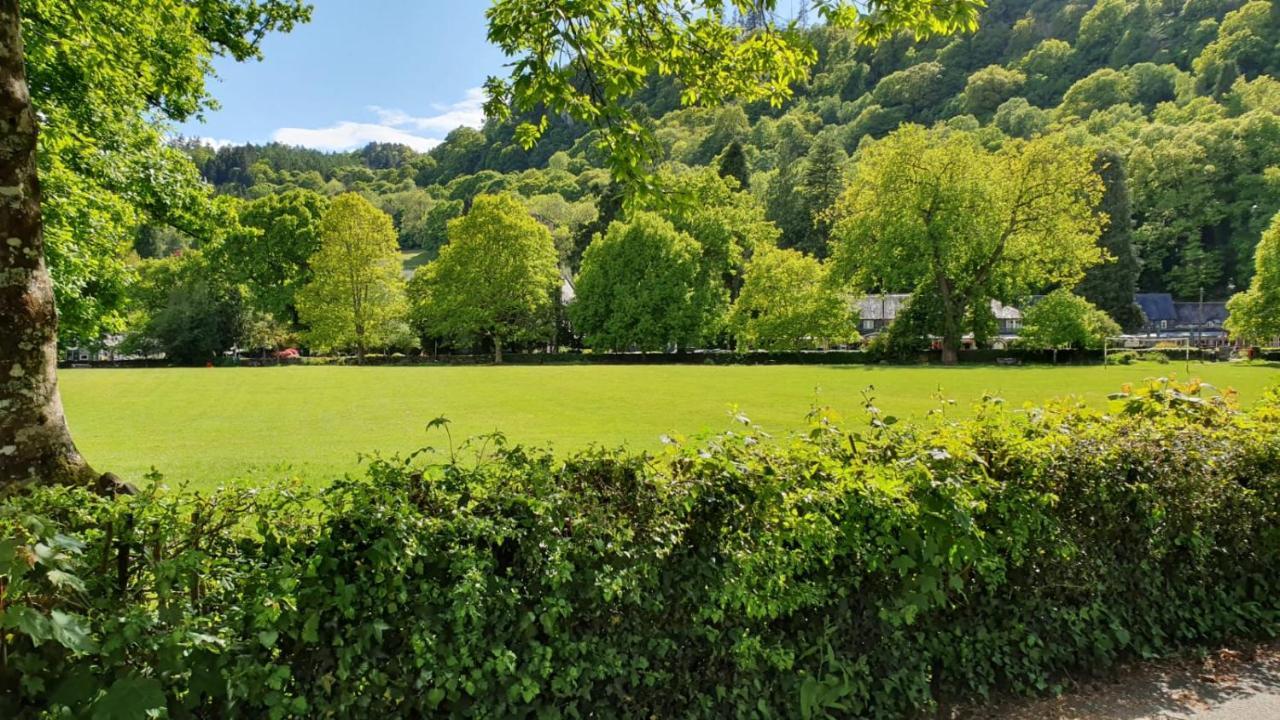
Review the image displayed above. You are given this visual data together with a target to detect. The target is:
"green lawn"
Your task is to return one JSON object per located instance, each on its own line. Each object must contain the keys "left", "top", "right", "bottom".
{"left": 60, "top": 363, "right": 1278, "bottom": 489}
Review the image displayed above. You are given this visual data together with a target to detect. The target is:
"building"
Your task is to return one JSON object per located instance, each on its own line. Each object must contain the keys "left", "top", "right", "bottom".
{"left": 855, "top": 294, "right": 1023, "bottom": 337}
{"left": 1134, "top": 293, "right": 1233, "bottom": 346}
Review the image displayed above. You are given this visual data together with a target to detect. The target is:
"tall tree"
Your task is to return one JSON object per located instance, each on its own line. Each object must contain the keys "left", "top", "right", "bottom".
{"left": 717, "top": 140, "right": 751, "bottom": 190}
{"left": 217, "top": 189, "right": 329, "bottom": 325}
{"left": 408, "top": 194, "right": 560, "bottom": 363}
{"left": 794, "top": 132, "right": 847, "bottom": 258}
{"left": 0, "top": 0, "right": 94, "bottom": 486}
{"left": 730, "top": 247, "right": 851, "bottom": 350}
{"left": 831, "top": 126, "right": 1105, "bottom": 364}
{"left": 1076, "top": 150, "right": 1144, "bottom": 332}
{"left": 571, "top": 213, "right": 708, "bottom": 351}
{"left": 0, "top": 0, "right": 308, "bottom": 487}
{"left": 638, "top": 167, "right": 780, "bottom": 333}
{"left": 1226, "top": 210, "right": 1280, "bottom": 344}
{"left": 296, "top": 194, "right": 405, "bottom": 363}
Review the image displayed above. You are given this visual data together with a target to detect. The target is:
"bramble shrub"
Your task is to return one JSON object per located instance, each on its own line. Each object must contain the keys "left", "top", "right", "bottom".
{"left": 3, "top": 379, "right": 1280, "bottom": 718}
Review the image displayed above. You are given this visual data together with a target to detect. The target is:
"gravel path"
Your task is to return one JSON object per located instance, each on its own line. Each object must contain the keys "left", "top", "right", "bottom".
{"left": 955, "top": 643, "right": 1280, "bottom": 720}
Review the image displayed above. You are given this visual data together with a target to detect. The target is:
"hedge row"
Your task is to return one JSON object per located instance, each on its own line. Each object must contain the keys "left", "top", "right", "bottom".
{"left": 59, "top": 347, "right": 1233, "bottom": 369}
{"left": 3, "top": 379, "right": 1280, "bottom": 718}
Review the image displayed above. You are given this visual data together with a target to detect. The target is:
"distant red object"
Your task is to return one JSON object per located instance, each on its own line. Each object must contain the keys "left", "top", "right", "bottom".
{"left": 275, "top": 348, "right": 300, "bottom": 359}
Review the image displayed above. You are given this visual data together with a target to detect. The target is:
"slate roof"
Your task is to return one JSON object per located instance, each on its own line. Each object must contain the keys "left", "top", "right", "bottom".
{"left": 856, "top": 294, "right": 911, "bottom": 321}
{"left": 1174, "top": 301, "right": 1229, "bottom": 327}
{"left": 855, "top": 294, "right": 1022, "bottom": 321}
{"left": 1135, "top": 293, "right": 1178, "bottom": 322}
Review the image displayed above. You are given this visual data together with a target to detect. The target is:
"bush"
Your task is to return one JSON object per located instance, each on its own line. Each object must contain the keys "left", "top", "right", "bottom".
{"left": 4, "top": 380, "right": 1280, "bottom": 718}
{"left": 1107, "top": 349, "right": 1139, "bottom": 364}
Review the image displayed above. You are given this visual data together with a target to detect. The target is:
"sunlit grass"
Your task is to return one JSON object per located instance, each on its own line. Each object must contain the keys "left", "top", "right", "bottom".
{"left": 60, "top": 362, "right": 1278, "bottom": 489}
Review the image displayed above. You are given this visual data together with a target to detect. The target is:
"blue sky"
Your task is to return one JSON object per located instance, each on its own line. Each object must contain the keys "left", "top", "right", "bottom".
{"left": 179, "top": 1, "right": 508, "bottom": 152}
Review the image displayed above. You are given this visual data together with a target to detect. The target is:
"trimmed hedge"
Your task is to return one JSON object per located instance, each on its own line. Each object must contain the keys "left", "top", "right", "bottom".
{"left": 3, "top": 379, "right": 1280, "bottom": 718}
{"left": 60, "top": 347, "right": 1236, "bottom": 369}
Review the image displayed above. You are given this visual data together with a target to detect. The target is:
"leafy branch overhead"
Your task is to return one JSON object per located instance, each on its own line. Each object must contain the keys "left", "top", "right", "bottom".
{"left": 484, "top": 0, "right": 984, "bottom": 183}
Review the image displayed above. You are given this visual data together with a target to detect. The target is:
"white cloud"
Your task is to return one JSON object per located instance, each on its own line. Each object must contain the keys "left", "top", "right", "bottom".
{"left": 271, "top": 87, "right": 487, "bottom": 154}
{"left": 370, "top": 87, "right": 487, "bottom": 133}
{"left": 273, "top": 122, "right": 442, "bottom": 152}
{"left": 199, "top": 137, "right": 239, "bottom": 150}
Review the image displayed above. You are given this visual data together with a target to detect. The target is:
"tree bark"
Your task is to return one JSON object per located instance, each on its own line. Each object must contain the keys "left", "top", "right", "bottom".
{"left": 493, "top": 335, "right": 503, "bottom": 364}
{"left": 936, "top": 277, "right": 963, "bottom": 366}
{"left": 0, "top": 0, "right": 96, "bottom": 488}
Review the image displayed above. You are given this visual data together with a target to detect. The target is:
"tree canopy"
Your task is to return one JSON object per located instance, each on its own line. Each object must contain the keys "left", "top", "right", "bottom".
{"left": 730, "top": 247, "right": 851, "bottom": 351}
{"left": 1226, "top": 210, "right": 1280, "bottom": 344}
{"left": 296, "top": 193, "right": 405, "bottom": 361}
{"left": 408, "top": 193, "right": 561, "bottom": 362}
{"left": 830, "top": 125, "right": 1105, "bottom": 363}
{"left": 1019, "top": 289, "right": 1121, "bottom": 357}
{"left": 571, "top": 212, "right": 708, "bottom": 351}
{"left": 483, "top": 0, "right": 983, "bottom": 183}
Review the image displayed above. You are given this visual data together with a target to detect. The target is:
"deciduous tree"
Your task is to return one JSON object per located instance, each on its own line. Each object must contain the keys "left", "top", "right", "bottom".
{"left": 730, "top": 248, "right": 851, "bottom": 350}
{"left": 217, "top": 189, "right": 329, "bottom": 325}
{"left": 571, "top": 213, "right": 707, "bottom": 351}
{"left": 1226, "top": 211, "right": 1280, "bottom": 344}
{"left": 484, "top": 0, "right": 981, "bottom": 183}
{"left": 1019, "top": 289, "right": 1120, "bottom": 362}
{"left": 296, "top": 194, "right": 405, "bottom": 362}
{"left": 831, "top": 126, "right": 1105, "bottom": 364}
{"left": 408, "top": 194, "right": 560, "bottom": 362}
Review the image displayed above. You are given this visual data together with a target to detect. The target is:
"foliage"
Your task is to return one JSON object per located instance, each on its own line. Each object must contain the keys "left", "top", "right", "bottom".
{"left": 296, "top": 194, "right": 405, "bottom": 358}
{"left": 1076, "top": 150, "right": 1145, "bottom": 332}
{"left": 124, "top": 249, "right": 250, "bottom": 364}
{"left": 638, "top": 167, "right": 780, "bottom": 332}
{"left": 5, "top": 379, "right": 1280, "bottom": 717}
{"left": 22, "top": 0, "right": 311, "bottom": 342}
{"left": 730, "top": 248, "right": 852, "bottom": 350}
{"left": 483, "top": 0, "right": 981, "bottom": 184}
{"left": 1019, "top": 289, "right": 1121, "bottom": 353}
{"left": 408, "top": 194, "right": 561, "bottom": 361}
{"left": 571, "top": 212, "right": 709, "bottom": 351}
{"left": 216, "top": 189, "right": 329, "bottom": 324}
{"left": 1226, "top": 210, "right": 1280, "bottom": 343}
{"left": 831, "top": 125, "right": 1105, "bottom": 361}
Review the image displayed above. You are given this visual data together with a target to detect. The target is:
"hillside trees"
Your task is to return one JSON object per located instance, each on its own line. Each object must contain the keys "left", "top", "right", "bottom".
{"left": 296, "top": 194, "right": 405, "bottom": 362}
{"left": 571, "top": 213, "right": 707, "bottom": 351}
{"left": 484, "top": 0, "right": 982, "bottom": 181}
{"left": 767, "top": 130, "right": 846, "bottom": 257}
{"left": 408, "top": 194, "right": 560, "bottom": 362}
{"left": 831, "top": 126, "right": 1105, "bottom": 364}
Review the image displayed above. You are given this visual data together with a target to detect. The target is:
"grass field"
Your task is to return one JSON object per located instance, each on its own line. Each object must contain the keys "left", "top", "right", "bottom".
{"left": 60, "top": 362, "right": 1279, "bottom": 489}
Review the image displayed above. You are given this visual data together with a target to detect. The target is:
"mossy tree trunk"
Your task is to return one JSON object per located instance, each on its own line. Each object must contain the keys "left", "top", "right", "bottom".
{"left": 0, "top": 0, "right": 95, "bottom": 489}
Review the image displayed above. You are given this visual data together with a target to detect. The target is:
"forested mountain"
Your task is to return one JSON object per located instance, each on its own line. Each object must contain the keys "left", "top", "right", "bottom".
{"left": 106, "top": 0, "right": 1280, "bottom": 355}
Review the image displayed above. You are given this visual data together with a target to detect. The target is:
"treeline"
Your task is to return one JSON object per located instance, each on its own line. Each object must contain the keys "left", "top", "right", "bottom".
{"left": 97, "top": 0, "right": 1280, "bottom": 359}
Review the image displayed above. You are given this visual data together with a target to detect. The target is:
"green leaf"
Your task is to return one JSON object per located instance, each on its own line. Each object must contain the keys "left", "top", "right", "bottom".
{"left": 258, "top": 629, "right": 279, "bottom": 648}
{"left": 92, "top": 676, "right": 166, "bottom": 720}
{"left": 47, "top": 569, "right": 87, "bottom": 593}
{"left": 49, "top": 610, "right": 97, "bottom": 653}
{"left": 3, "top": 605, "right": 51, "bottom": 643}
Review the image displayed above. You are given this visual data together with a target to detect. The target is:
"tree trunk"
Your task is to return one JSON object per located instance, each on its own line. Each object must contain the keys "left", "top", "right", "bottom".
{"left": 493, "top": 336, "right": 503, "bottom": 364}
{"left": 0, "top": 0, "right": 95, "bottom": 488}
{"left": 937, "top": 279, "right": 963, "bottom": 366}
